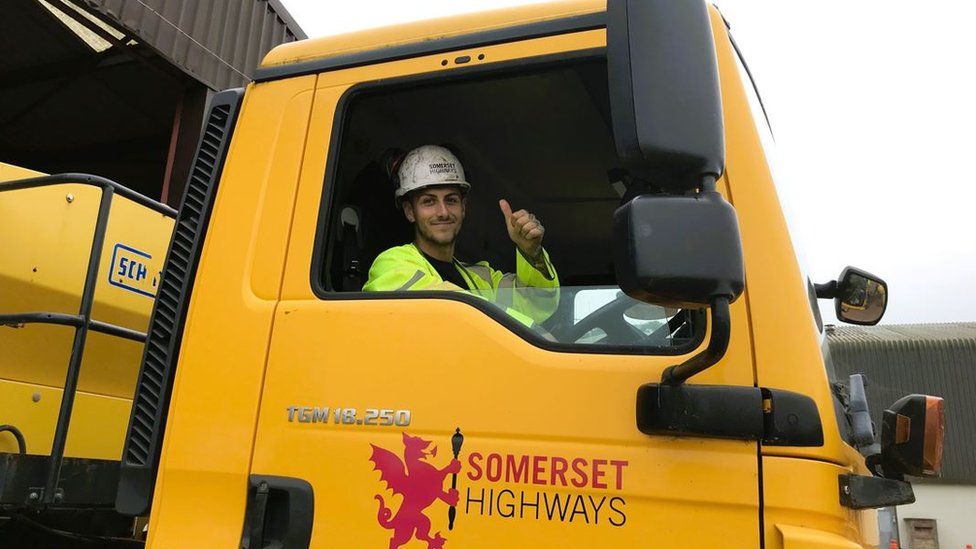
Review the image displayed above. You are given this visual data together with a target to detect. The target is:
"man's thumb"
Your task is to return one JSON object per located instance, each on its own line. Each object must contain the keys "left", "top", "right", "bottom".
{"left": 499, "top": 199, "right": 512, "bottom": 220}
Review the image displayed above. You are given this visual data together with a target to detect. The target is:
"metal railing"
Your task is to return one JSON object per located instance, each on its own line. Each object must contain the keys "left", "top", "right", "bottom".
{"left": 0, "top": 173, "right": 176, "bottom": 507}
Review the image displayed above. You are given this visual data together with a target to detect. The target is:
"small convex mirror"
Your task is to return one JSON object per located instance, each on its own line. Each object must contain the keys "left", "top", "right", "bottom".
{"left": 836, "top": 267, "right": 887, "bottom": 325}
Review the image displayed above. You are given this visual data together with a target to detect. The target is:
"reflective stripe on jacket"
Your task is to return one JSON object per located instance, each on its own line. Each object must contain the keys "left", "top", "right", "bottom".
{"left": 362, "top": 243, "right": 559, "bottom": 324}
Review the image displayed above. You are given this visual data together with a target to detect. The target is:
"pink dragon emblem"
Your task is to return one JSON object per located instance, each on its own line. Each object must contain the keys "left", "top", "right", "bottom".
{"left": 370, "top": 432, "right": 462, "bottom": 549}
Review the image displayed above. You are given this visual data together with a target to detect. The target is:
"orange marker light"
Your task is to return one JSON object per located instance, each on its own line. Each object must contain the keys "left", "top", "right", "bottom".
{"left": 923, "top": 396, "right": 945, "bottom": 476}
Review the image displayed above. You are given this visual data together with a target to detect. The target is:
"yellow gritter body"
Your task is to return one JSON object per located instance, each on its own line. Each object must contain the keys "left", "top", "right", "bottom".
{"left": 0, "top": 163, "right": 173, "bottom": 460}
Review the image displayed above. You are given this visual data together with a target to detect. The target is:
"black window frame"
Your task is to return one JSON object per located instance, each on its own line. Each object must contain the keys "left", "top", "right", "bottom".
{"left": 308, "top": 46, "right": 706, "bottom": 357}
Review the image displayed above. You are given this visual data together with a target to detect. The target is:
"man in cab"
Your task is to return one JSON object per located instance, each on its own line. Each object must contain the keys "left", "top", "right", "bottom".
{"left": 362, "top": 144, "right": 559, "bottom": 325}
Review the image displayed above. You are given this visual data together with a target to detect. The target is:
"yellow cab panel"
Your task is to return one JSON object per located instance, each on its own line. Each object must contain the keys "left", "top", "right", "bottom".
{"left": 248, "top": 6, "right": 759, "bottom": 549}
{"left": 135, "top": 1, "right": 904, "bottom": 548}
{"left": 144, "top": 77, "right": 317, "bottom": 546}
{"left": 711, "top": 12, "right": 880, "bottom": 547}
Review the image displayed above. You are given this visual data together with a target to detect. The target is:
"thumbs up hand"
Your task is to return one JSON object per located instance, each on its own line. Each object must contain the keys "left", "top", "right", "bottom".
{"left": 499, "top": 199, "right": 544, "bottom": 261}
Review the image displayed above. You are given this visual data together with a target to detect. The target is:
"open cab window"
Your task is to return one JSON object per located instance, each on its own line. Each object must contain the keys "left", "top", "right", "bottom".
{"left": 314, "top": 54, "right": 704, "bottom": 354}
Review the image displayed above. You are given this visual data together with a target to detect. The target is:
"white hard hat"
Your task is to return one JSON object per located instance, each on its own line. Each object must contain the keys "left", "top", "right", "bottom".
{"left": 395, "top": 145, "right": 471, "bottom": 203}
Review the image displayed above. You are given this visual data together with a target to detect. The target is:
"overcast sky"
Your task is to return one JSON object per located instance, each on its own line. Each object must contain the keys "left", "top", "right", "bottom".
{"left": 278, "top": 0, "right": 976, "bottom": 326}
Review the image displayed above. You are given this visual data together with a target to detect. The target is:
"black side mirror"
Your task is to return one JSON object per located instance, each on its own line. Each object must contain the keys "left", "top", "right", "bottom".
{"left": 815, "top": 267, "right": 888, "bottom": 325}
{"left": 607, "top": 0, "right": 724, "bottom": 192}
{"left": 607, "top": 0, "right": 732, "bottom": 387}
{"left": 614, "top": 191, "right": 744, "bottom": 384}
{"left": 875, "top": 395, "right": 945, "bottom": 480}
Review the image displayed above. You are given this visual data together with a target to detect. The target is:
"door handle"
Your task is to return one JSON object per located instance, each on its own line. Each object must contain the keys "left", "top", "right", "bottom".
{"left": 240, "top": 475, "right": 314, "bottom": 549}
{"left": 636, "top": 383, "right": 824, "bottom": 446}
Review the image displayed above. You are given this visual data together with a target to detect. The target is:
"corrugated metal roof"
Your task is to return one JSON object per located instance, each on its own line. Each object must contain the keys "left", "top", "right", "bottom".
{"left": 827, "top": 323, "right": 976, "bottom": 484}
{"left": 828, "top": 323, "right": 976, "bottom": 344}
{"left": 2, "top": 0, "right": 96, "bottom": 74}
{"left": 1, "top": 0, "right": 185, "bottom": 196}
{"left": 78, "top": 0, "right": 306, "bottom": 90}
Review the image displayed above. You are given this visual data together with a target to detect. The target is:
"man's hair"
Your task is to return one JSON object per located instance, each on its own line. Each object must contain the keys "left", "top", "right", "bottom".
{"left": 381, "top": 147, "right": 407, "bottom": 189}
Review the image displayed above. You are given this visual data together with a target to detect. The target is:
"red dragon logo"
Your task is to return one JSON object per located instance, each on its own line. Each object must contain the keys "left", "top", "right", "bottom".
{"left": 370, "top": 432, "right": 462, "bottom": 548}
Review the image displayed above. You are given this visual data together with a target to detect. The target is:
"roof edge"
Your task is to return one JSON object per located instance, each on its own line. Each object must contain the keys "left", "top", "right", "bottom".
{"left": 259, "top": 0, "right": 605, "bottom": 70}
{"left": 253, "top": 10, "right": 606, "bottom": 83}
{"left": 267, "top": 0, "right": 308, "bottom": 40}
{"left": 826, "top": 322, "right": 976, "bottom": 342}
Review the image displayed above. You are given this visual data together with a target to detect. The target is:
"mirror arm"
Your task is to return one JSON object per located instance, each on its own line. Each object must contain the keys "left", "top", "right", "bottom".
{"left": 700, "top": 173, "right": 718, "bottom": 192}
{"left": 661, "top": 295, "right": 731, "bottom": 384}
{"left": 814, "top": 280, "right": 838, "bottom": 299}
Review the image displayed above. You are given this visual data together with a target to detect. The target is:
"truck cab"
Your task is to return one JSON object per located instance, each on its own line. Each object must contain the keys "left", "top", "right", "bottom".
{"left": 0, "top": 1, "right": 943, "bottom": 547}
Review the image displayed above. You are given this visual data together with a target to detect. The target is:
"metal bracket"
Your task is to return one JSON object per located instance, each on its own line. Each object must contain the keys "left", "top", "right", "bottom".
{"left": 839, "top": 474, "right": 915, "bottom": 509}
{"left": 26, "top": 487, "right": 64, "bottom": 507}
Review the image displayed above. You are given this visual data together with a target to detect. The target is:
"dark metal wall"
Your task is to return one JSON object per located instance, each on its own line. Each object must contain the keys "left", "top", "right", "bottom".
{"left": 79, "top": 0, "right": 306, "bottom": 90}
{"left": 827, "top": 323, "right": 976, "bottom": 484}
{"left": 1, "top": 0, "right": 304, "bottom": 204}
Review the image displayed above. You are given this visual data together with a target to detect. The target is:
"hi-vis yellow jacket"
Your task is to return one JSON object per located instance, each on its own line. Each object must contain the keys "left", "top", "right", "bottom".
{"left": 362, "top": 243, "right": 560, "bottom": 324}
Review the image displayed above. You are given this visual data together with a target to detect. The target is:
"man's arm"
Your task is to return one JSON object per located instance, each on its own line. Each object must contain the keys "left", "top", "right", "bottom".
{"left": 497, "top": 198, "right": 556, "bottom": 284}
{"left": 472, "top": 248, "right": 558, "bottom": 324}
{"left": 493, "top": 199, "right": 560, "bottom": 322}
{"left": 499, "top": 199, "right": 544, "bottom": 260}
{"left": 515, "top": 247, "right": 556, "bottom": 285}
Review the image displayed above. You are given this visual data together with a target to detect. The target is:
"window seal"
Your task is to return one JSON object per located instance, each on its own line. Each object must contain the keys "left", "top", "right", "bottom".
{"left": 307, "top": 46, "right": 707, "bottom": 357}
{"left": 728, "top": 32, "right": 774, "bottom": 137}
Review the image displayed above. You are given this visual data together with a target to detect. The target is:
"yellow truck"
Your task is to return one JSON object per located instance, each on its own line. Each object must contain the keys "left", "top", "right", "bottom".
{"left": 0, "top": 1, "right": 945, "bottom": 547}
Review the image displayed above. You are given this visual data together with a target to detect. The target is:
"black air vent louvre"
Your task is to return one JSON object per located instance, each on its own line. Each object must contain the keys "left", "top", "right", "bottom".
{"left": 116, "top": 89, "right": 244, "bottom": 516}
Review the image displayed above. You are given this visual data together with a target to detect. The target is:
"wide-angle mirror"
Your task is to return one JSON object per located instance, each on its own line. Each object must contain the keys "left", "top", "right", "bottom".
{"left": 836, "top": 267, "right": 887, "bottom": 325}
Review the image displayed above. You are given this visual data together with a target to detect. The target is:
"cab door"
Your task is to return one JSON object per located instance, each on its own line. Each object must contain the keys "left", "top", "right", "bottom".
{"left": 247, "top": 13, "right": 761, "bottom": 549}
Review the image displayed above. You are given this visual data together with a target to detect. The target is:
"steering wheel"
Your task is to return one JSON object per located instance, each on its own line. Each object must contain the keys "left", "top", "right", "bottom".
{"left": 554, "top": 291, "right": 650, "bottom": 345}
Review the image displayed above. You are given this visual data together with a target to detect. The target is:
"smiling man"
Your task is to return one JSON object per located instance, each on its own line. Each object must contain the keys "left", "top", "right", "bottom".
{"left": 362, "top": 145, "right": 558, "bottom": 323}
